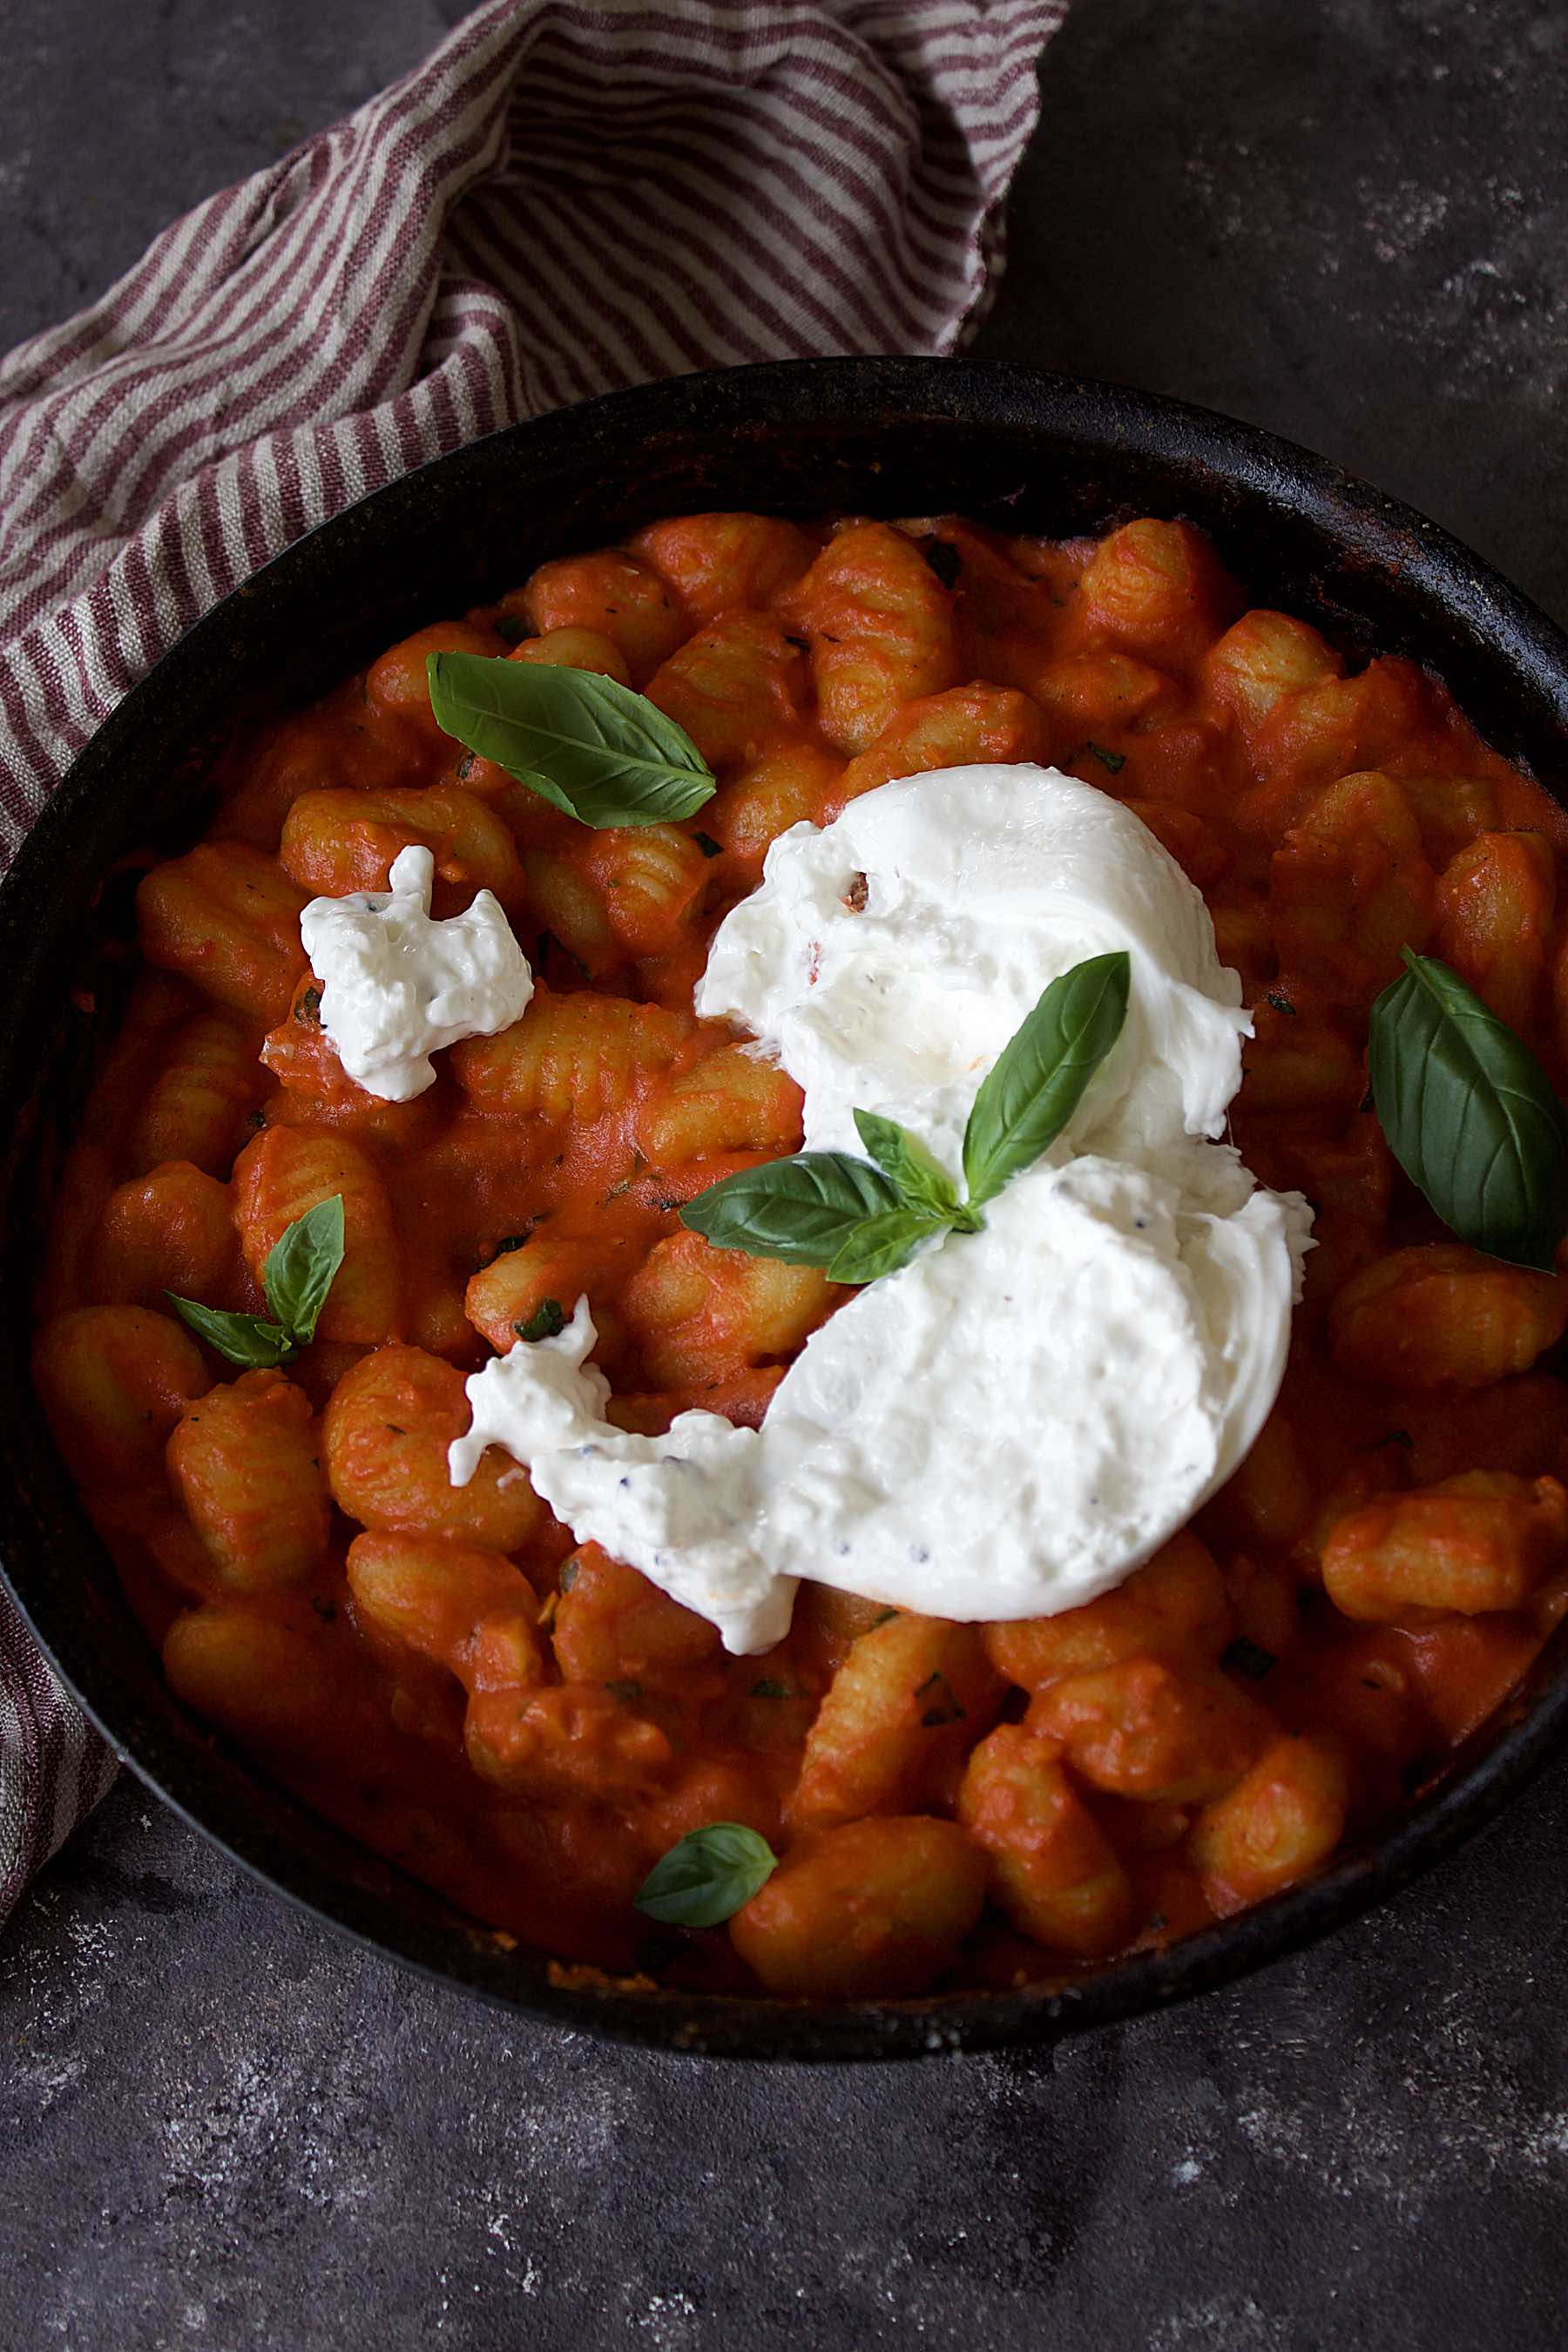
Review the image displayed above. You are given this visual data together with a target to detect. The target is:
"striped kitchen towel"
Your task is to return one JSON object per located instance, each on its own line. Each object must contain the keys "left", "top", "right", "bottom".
{"left": 0, "top": 0, "right": 1064, "bottom": 1930}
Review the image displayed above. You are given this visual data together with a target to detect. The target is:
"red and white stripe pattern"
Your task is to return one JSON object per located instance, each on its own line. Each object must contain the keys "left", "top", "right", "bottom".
{"left": 1, "top": 1592, "right": 119, "bottom": 1930}
{"left": 0, "top": 0, "right": 1064, "bottom": 1927}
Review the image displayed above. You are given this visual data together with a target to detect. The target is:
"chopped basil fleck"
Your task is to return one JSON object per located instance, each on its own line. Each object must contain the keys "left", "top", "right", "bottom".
{"left": 915, "top": 1669, "right": 964, "bottom": 1727}
{"left": 514, "top": 1298, "right": 566, "bottom": 1342}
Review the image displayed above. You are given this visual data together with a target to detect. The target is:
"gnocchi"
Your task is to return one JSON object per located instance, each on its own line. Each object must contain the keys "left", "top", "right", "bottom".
{"left": 37, "top": 504, "right": 1568, "bottom": 1997}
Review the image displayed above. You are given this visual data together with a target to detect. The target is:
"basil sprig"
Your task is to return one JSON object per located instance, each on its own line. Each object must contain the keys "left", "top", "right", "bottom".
{"left": 167, "top": 1196, "right": 346, "bottom": 1369}
{"left": 635, "top": 1821, "right": 779, "bottom": 1928}
{"left": 682, "top": 953, "right": 1131, "bottom": 1284}
{"left": 426, "top": 651, "right": 715, "bottom": 828}
{"left": 1369, "top": 949, "right": 1568, "bottom": 1270}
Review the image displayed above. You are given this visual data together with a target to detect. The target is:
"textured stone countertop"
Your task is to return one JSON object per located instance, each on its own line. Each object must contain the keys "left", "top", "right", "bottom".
{"left": 3, "top": 4, "right": 1567, "bottom": 2346}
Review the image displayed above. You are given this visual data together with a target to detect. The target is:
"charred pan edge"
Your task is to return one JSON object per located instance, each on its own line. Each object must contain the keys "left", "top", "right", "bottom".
{"left": 3, "top": 358, "right": 1568, "bottom": 2060}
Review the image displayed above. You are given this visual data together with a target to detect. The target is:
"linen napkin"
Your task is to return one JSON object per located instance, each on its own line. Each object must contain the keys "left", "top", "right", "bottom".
{"left": 0, "top": 0, "right": 1064, "bottom": 1931}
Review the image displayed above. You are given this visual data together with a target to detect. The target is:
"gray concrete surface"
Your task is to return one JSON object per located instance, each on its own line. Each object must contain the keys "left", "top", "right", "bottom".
{"left": 3, "top": 3, "right": 1567, "bottom": 2347}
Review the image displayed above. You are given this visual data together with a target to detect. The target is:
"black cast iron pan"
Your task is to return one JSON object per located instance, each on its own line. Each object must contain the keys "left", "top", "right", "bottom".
{"left": 3, "top": 358, "right": 1566, "bottom": 2058}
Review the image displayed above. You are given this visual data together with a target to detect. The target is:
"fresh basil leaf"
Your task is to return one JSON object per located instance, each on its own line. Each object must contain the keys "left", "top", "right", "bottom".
{"left": 426, "top": 651, "right": 715, "bottom": 827}
{"left": 515, "top": 1298, "right": 566, "bottom": 1342}
{"left": 681, "top": 1152, "right": 901, "bottom": 1265}
{"left": 963, "top": 951, "right": 1132, "bottom": 1207}
{"left": 165, "top": 1296, "right": 296, "bottom": 1370}
{"left": 828, "top": 1206, "right": 946, "bottom": 1285}
{"left": 1368, "top": 949, "right": 1568, "bottom": 1270}
{"left": 852, "top": 1108, "right": 973, "bottom": 1227}
{"left": 634, "top": 1821, "right": 779, "bottom": 1928}
{"left": 261, "top": 1195, "right": 345, "bottom": 1344}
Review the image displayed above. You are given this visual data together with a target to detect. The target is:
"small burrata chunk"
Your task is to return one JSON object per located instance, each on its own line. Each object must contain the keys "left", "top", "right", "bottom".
{"left": 299, "top": 844, "right": 532, "bottom": 1100}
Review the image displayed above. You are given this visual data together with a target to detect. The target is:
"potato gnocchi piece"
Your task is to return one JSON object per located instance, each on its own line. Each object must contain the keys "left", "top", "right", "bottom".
{"left": 167, "top": 1372, "right": 330, "bottom": 1592}
{"left": 1330, "top": 1247, "right": 1568, "bottom": 1390}
{"left": 233, "top": 1125, "right": 402, "bottom": 1345}
{"left": 635, "top": 1043, "right": 804, "bottom": 1167}
{"left": 510, "top": 549, "right": 686, "bottom": 686}
{"left": 34, "top": 1305, "right": 207, "bottom": 1488}
{"left": 88, "top": 1163, "right": 242, "bottom": 1313}
{"left": 551, "top": 1543, "right": 723, "bottom": 1697}
{"left": 834, "top": 680, "right": 1048, "bottom": 806}
{"left": 127, "top": 1012, "right": 261, "bottom": 1176}
{"left": 280, "top": 781, "right": 525, "bottom": 915}
{"left": 1070, "top": 519, "right": 1240, "bottom": 673}
{"left": 786, "top": 1612, "right": 997, "bottom": 1834}
{"left": 1436, "top": 829, "right": 1556, "bottom": 1037}
{"left": 1242, "top": 659, "right": 1435, "bottom": 834}
{"left": 467, "top": 1682, "right": 673, "bottom": 1803}
{"left": 983, "top": 1532, "right": 1232, "bottom": 1691}
{"left": 645, "top": 611, "right": 807, "bottom": 775}
{"left": 958, "top": 1724, "right": 1134, "bottom": 1958}
{"left": 619, "top": 1231, "right": 839, "bottom": 1389}
{"left": 366, "top": 620, "right": 507, "bottom": 747}
{"left": 449, "top": 989, "right": 696, "bottom": 1122}
{"left": 1321, "top": 1470, "right": 1568, "bottom": 1620}
{"left": 1201, "top": 608, "right": 1341, "bottom": 733}
{"left": 730, "top": 1816, "right": 987, "bottom": 1999}
{"left": 520, "top": 847, "right": 621, "bottom": 980}
{"left": 463, "top": 1211, "right": 656, "bottom": 1359}
{"left": 1269, "top": 771, "right": 1436, "bottom": 1004}
{"left": 1027, "top": 1658, "right": 1268, "bottom": 1805}
{"left": 324, "top": 1345, "right": 545, "bottom": 1551}
{"left": 1190, "top": 1734, "right": 1349, "bottom": 1914}
{"left": 507, "top": 625, "right": 632, "bottom": 686}
{"left": 578, "top": 824, "right": 710, "bottom": 957}
{"left": 1031, "top": 649, "right": 1183, "bottom": 741}
{"left": 628, "top": 512, "right": 816, "bottom": 625}
{"left": 781, "top": 522, "right": 958, "bottom": 754}
{"left": 136, "top": 841, "right": 308, "bottom": 1030}
{"left": 347, "top": 1530, "right": 549, "bottom": 1781}
{"left": 164, "top": 1607, "right": 350, "bottom": 1765}
{"left": 706, "top": 742, "right": 843, "bottom": 872}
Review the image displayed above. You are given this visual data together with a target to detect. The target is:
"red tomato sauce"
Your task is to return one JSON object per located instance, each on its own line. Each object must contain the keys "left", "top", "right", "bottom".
{"left": 32, "top": 510, "right": 1568, "bottom": 1999}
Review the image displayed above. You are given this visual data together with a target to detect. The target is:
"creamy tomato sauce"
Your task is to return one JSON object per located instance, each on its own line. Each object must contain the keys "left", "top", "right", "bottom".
{"left": 33, "top": 510, "right": 1568, "bottom": 1999}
